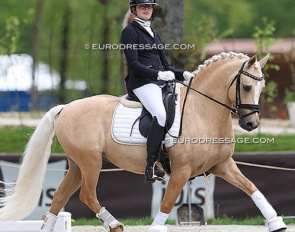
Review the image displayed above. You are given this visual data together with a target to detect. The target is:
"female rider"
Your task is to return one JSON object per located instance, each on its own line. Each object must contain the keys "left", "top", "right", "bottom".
{"left": 121, "top": 0, "right": 194, "bottom": 183}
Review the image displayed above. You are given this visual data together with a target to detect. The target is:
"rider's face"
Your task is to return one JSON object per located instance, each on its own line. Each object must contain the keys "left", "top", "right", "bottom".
{"left": 135, "top": 4, "right": 154, "bottom": 20}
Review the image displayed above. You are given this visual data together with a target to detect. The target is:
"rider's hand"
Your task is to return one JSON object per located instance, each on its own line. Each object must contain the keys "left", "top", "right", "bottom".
{"left": 183, "top": 71, "right": 194, "bottom": 81}
{"left": 157, "top": 71, "right": 175, "bottom": 81}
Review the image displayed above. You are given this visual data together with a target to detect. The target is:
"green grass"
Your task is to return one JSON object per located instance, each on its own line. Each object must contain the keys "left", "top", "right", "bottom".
{"left": 208, "top": 216, "right": 295, "bottom": 225}
{"left": 1, "top": 126, "right": 295, "bottom": 153}
{"left": 71, "top": 216, "right": 295, "bottom": 226}
{"left": 0, "top": 127, "right": 34, "bottom": 153}
{"left": 207, "top": 216, "right": 265, "bottom": 225}
{"left": 72, "top": 217, "right": 175, "bottom": 226}
{"left": 233, "top": 134, "right": 295, "bottom": 152}
{"left": 0, "top": 127, "right": 64, "bottom": 153}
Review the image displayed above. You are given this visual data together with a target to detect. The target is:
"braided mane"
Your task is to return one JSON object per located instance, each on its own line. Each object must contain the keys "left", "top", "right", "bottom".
{"left": 193, "top": 51, "right": 249, "bottom": 75}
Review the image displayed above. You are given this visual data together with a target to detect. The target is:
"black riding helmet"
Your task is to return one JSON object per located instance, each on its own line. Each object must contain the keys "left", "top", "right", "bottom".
{"left": 129, "top": 0, "right": 159, "bottom": 19}
{"left": 129, "top": 0, "right": 159, "bottom": 7}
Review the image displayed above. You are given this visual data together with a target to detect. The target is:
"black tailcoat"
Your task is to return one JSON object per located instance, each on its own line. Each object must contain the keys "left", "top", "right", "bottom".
{"left": 121, "top": 20, "right": 184, "bottom": 93}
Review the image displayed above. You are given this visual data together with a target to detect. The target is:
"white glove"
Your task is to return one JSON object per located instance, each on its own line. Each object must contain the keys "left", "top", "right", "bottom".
{"left": 157, "top": 71, "right": 175, "bottom": 81}
{"left": 183, "top": 71, "right": 194, "bottom": 81}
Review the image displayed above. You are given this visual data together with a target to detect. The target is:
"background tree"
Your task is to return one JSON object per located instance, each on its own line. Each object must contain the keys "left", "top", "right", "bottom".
{"left": 283, "top": 35, "right": 295, "bottom": 103}
{"left": 1, "top": 0, "right": 295, "bottom": 107}
{"left": 31, "top": 0, "right": 43, "bottom": 110}
{"left": 0, "top": 16, "right": 19, "bottom": 55}
{"left": 153, "top": 0, "right": 188, "bottom": 69}
{"left": 153, "top": 0, "right": 184, "bottom": 45}
{"left": 253, "top": 17, "right": 279, "bottom": 117}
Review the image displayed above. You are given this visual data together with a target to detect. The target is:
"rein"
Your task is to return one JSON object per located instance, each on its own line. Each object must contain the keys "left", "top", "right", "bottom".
{"left": 176, "top": 60, "right": 265, "bottom": 136}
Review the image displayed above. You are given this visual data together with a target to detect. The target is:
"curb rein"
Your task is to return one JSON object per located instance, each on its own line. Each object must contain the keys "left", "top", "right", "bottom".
{"left": 175, "top": 60, "right": 265, "bottom": 137}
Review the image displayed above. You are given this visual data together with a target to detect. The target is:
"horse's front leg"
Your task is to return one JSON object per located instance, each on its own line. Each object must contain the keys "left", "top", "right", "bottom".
{"left": 149, "top": 169, "right": 191, "bottom": 232}
{"left": 211, "top": 157, "right": 287, "bottom": 232}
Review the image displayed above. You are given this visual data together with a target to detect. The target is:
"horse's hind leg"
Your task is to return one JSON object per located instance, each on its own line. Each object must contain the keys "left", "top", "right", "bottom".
{"left": 40, "top": 158, "right": 82, "bottom": 232}
{"left": 211, "top": 158, "right": 287, "bottom": 232}
{"left": 78, "top": 155, "right": 123, "bottom": 232}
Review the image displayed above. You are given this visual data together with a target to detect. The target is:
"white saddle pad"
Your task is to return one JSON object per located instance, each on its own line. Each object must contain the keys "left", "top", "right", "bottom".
{"left": 111, "top": 98, "right": 181, "bottom": 148}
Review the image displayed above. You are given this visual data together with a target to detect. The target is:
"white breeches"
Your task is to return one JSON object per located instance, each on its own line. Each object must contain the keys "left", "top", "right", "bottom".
{"left": 133, "top": 84, "right": 166, "bottom": 127}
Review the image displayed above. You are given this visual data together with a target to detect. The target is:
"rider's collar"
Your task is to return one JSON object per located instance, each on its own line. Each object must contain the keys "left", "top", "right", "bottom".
{"left": 135, "top": 17, "right": 151, "bottom": 28}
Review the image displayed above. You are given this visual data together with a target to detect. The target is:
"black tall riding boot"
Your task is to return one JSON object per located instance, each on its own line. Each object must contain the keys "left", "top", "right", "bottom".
{"left": 145, "top": 117, "right": 166, "bottom": 183}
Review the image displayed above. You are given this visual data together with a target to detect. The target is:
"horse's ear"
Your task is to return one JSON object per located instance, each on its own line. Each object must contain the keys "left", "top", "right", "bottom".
{"left": 247, "top": 55, "right": 257, "bottom": 68}
{"left": 258, "top": 53, "right": 270, "bottom": 68}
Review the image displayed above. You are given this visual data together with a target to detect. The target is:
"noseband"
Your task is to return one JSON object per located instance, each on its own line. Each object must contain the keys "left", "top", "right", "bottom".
{"left": 229, "top": 60, "right": 264, "bottom": 118}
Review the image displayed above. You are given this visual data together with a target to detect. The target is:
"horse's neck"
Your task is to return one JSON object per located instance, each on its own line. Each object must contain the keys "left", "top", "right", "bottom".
{"left": 181, "top": 90, "right": 233, "bottom": 137}
{"left": 180, "top": 61, "right": 237, "bottom": 136}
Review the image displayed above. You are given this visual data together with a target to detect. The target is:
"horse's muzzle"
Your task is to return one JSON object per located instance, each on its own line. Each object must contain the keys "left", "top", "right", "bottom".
{"left": 239, "top": 117, "right": 260, "bottom": 132}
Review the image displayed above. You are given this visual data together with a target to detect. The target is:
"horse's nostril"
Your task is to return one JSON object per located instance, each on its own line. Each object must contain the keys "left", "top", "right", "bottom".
{"left": 246, "top": 122, "right": 253, "bottom": 128}
{"left": 244, "top": 121, "right": 259, "bottom": 131}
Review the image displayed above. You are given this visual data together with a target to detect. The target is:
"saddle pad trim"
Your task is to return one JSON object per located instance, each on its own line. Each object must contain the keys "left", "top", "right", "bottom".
{"left": 120, "top": 94, "right": 142, "bottom": 108}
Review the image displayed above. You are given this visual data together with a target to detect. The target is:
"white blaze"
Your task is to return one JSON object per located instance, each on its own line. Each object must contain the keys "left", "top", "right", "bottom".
{"left": 254, "top": 79, "right": 262, "bottom": 104}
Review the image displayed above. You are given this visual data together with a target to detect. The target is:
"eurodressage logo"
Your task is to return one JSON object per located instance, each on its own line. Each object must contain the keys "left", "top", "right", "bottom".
{"left": 0, "top": 159, "right": 67, "bottom": 219}
{"left": 151, "top": 175, "right": 216, "bottom": 220}
{"left": 172, "top": 137, "right": 275, "bottom": 144}
{"left": 84, "top": 43, "right": 196, "bottom": 51}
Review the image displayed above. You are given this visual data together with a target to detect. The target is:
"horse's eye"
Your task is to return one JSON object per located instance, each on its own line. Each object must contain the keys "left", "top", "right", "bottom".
{"left": 243, "top": 84, "right": 251, "bottom": 92}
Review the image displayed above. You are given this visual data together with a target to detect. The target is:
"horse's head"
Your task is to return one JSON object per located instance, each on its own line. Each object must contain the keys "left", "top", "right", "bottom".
{"left": 228, "top": 54, "right": 269, "bottom": 131}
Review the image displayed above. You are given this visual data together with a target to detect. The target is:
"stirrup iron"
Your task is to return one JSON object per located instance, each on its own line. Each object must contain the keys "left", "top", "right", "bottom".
{"left": 152, "top": 162, "right": 165, "bottom": 181}
{"left": 145, "top": 162, "right": 165, "bottom": 183}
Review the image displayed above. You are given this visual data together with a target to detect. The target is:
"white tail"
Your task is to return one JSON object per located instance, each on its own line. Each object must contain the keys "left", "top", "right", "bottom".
{"left": 0, "top": 105, "right": 64, "bottom": 220}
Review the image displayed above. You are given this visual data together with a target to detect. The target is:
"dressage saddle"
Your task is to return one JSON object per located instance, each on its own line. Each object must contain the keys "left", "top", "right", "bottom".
{"left": 128, "top": 82, "right": 177, "bottom": 138}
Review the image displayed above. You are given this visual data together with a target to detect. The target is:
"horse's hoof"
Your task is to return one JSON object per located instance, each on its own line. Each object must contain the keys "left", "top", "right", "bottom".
{"left": 148, "top": 225, "right": 168, "bottom": 232}
{"left": 268, "top": 216, "right": 287, "bottom": 232}
{"left": 110, "top": 225, "right": 124, "bottom": 232}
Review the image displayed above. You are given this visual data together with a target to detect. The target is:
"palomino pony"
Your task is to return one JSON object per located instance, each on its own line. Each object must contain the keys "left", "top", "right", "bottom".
{"left": 0, "top": 52, "right": 287, "bottom": 232}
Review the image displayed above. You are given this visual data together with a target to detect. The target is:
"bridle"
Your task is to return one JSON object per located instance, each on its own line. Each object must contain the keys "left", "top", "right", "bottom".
{"left": 229, "top": 60, "right": 265, "bottom": 118}
{"left": 175, "top": 60, "right": 265, "bottom": 136}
